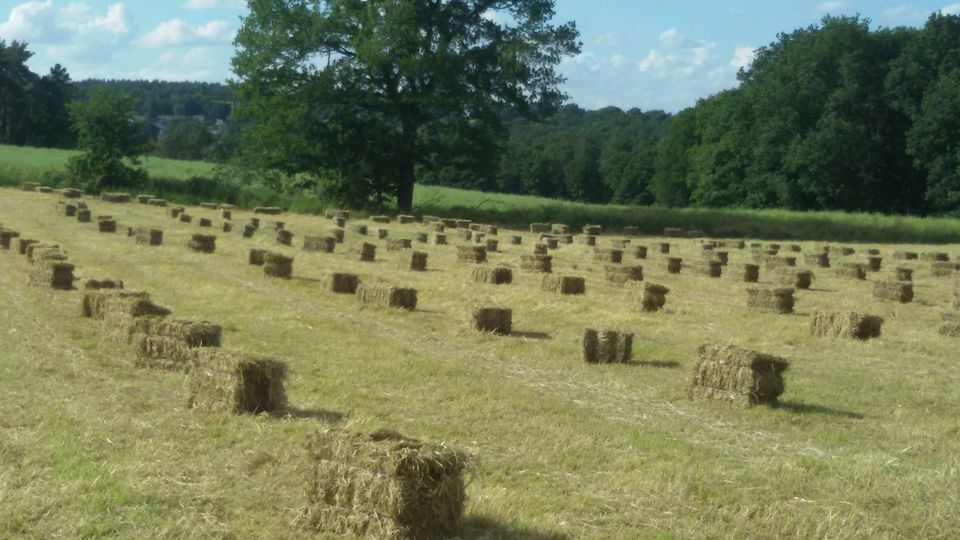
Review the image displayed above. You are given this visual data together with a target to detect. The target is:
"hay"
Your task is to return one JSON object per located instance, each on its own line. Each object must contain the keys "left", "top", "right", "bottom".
{"left": 921, "top": 252, "right": 949, "bottom": 262}
{"left": 841, "top": 247, "right": 856, "bottom": 256}
{"left": 354, "top": 243, "right": 377, "bottom": 262}
{"left": 222, "top": 223, "right": 233, "bottom": 233}
{"left": 357, "top": 284, "right": 418, "bottom": 310}
{"left": 663, "top": 228, "right": 685, "bottom": 237}
{"left": 623, "top": 226, "right": 640, "bottom": 236}
{"left": 810, "top": 311, "right": 883, "bottom": 340}
{"left": 187, "top": 348, "right": 287, "bottom": 414}
{"left": 29, "top": 244, "right": 65, "bottom": 263}
{"left": 410, "top": 251, "right": 428, "bottom": 271}
{"left": 196, "top": 217, "right": 212, "bottom": 228}
{"left": 349, "top": 224, "right": 367, "bottom": 236}
{"left": 148, "top": 198, "right": 167, "bottom": 206}
{"left": 387, "top": 239, "right": 412, "bottom": 251}
{"left": 303, "top": 236, "right": 336, "bottom": 253}
{"left": 456, "top": 229, "right": 472, "bottom": 242}
{"left": 729, "top": 263, "right": 760, "bottom": 283}
{"left": 455, "top": 219, "right": 472, "bottom": 229}
{"left": 61, "top": 188, "right": 82, "bottom": 198}
{"left": 893, "top": 251, "right": 918, "bottom": 260}
{"left": 779, "top": 270, "right": 813, "bottom": 290}
{"left": 693, "top": 261, "right": 722, "bottom": 278}
{"left": 456, "top": 246, "right": 486, "bottom": 264}
{"left": 431, "top": 222, "right": 445, "bottom": 233}
{"left": 804, "top": 253, "right": 830, "bottom": 268}
{"left": 746, "top": 288, "right": 795, "bottom": 314}
{"left": 63, "top": 203, "right": 77, "bottom": 217}
{"left": 301, "top": 428, "right": 467, "bottom": 539}
{"left": 931, "top": 262, "right": 956, "bottom": 277}
{"left": 689, "top": 344, "right": 789, "bottom": 407}
{"left": 520, "top": 254, "right": 552, "bottom": 273}
{"left": 169, "top": 207, "right": 184, "bottom": 219}
{"left": 0, "top": 229, "right": 20, "bottom": 249}
{"left": 330, "top": 273, "right": 360, "bottom": 294}
{"left": 377, "top": 229, "right": 390, "bottom": 240}
{"left": 82, "top": 279, "right": 124, "bottom": 290}
{"left": 472, "top": 266, "right": 513, "bottom": 285}
{"left": 764, "top": 256, "right": 796, "bottom": 269}
{"left": 80, "top": 290, "right": 171, "bottom": 320}
{"left": 17, "top": 239, "right": 37, "bottom": 255}
{"left": 254, "top": 207, "right": 282, "bottom": 215}
{"left": 131, "top": 318, "right": 222, "bottom": 370}
{"left": 222, "top": 210, "right": 232, "bottom": 220}
{"left": 276, "top": 230, "right": 294, "bottom": 246}
{"left": 551, "top": 224, "right": 570, "bottom": 234}
{"left": 665, "top": 257, "right": 682, "bottom": 274}
{"left": 472, "top": 307, "right": 512, "bottom": 334}
{"left": 605, "top": 265, "right": 644, "bottom": 284}
{"left": 134, "top": 228, "right": 163, "bottom": 246}
{"left": 242, "top": 224, "right": 256, "bottom": 238}
{"left": 264, "top": 253, "right": 293, "bottom": 279}
{"left": 873, "top": 280, "right": 913, "bottom": 303}
{"left": 583, "top": 225, "right": 602, "bottom": 236}
{"left": 634, "top": 283, "right": 670, "bottom": 312}
{"left": 371, "top": 215, "right": 392, "bottom": 224}
{"left": 249, "top": 248, "right": 268, "bottom": 265}
{"left": 556, "top": 234, "right": 573, "bottom": 245}
{"left": 631, "top": 245, "right": 648, "bottom": 259}
{"left": 29, "top": 261, "right": 74, "bottom": 290}
{"left": 415, "top": 232, "right": 429, "bottom": 244}
{"left": 687, "top": 230, "right": 705, "bottom": 238}
{"left": 892, "top": 267, "right": 913, "bottom": 281}
{"left": 101, "top": 192, "right": 131, "bottom": 203}
{"left": 532, "top": 244, "right": 548, "bottom": 255}
{"left": 529, "top": 223, "right": 551, "bottom": 233}
{"left": 329, "top": 228, "right": 345, "bottom": 243}
{"left": 866, "top": 256, "right": 883, "bottom": 272}
{"left": 659, "top": 242, "right": 670, "bottom": 254}
{"left": 582, "top": 329, "right": 633, "bottom": 364}
{"left": 187, "top": 234, "right": 216, "bottom": 253}
{"left": 541, "top": 275, "right": 585, "bottom": 295}
{"left": 543, "top": 238, "right": 559, "bottom": 249}
{"left": 510, "top": 235, "right": 522, "bottom": 245}
{"left": 179, "top": 213, "right": 193, "bottom": 223}
{"left": 200, "top": 202, "right": 218, "bottom": 210}
{"left": 431, "top": 233, "right": 447, "bottom": 245}
{"left": 22, "top": 182, "right": 39, "bottom": 191}
{"left": 836, "top": 262, "right": 867, "bottom": 280}
{"left": 711, "top": 251, "right": 729, "bottom": 265}
{"left": 76, "top": 209, "right": 92, "bottom": 223}
{"left": 484, "top": 239, "right": 499, "bottom": 252}
{"left": 593, "top": 249, "right": 623, "bottom": 264}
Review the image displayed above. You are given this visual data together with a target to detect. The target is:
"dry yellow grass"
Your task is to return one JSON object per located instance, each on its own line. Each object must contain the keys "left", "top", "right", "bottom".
{"left": 1, "top": 189, "right": 959, "bottom": 538}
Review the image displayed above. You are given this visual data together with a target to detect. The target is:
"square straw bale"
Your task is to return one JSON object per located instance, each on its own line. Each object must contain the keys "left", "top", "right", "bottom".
{"left": 187, "top": 348, "right": 287, "bottom": 414}
{"left": 689, "top": 344, "right": 789, "bottom": 406}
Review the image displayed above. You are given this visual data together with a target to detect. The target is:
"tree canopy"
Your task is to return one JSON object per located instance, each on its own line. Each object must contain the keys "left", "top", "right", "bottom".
{"left": 67, "top": 88, "right": 147, "bottom": 190}
{"left": 231, "top": 0, "right": 581, "bottom": 210}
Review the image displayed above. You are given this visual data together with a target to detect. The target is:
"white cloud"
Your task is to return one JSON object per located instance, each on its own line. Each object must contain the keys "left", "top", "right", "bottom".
{"left": 610, "top": 54, "right": 625, "bottom": 68}
{"left": 592, "top": 32, "right": 621, "bottom": 47}
{"left": 637, "top": 29, "right": 717, "bottom": 79}
{"left": 0, "top": 0, "right": 56, "bottom": 40}
{"left": 183, "top": 0, "right": 218, "bottom": 8}
{"left": 730, "top": 46, "right": 755, "bottom": 70}
{"left": 944, "top": 3, "right": 960, "bottom": 15}
{"left": 816, "top": 1, "right": 851, "bottom": 14}
{"left": 136, "top": 46, "right": 226, "bottom": 81}
{"left": 137, "top": 18, "right": 232, "bottom": 47}
{"left": 658, "top": 27, "right": 687, "bottom": 48}
{"left": 0, "top": 1, "right": 130, "bottom": 66}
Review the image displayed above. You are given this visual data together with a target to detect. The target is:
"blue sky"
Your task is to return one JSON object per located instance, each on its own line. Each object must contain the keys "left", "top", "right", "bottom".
{"left": 1, "top": 0, "right": 958, "bottom": 112}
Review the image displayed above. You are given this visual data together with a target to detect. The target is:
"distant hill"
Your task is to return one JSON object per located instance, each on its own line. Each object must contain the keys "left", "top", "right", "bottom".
{"left": 72, "top": 79, "right": 233, "bottom": 123}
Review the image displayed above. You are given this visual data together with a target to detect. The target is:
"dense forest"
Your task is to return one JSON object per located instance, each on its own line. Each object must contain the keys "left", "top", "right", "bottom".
{"left": 3, "top": 12, "right": 960, "bottom": 215}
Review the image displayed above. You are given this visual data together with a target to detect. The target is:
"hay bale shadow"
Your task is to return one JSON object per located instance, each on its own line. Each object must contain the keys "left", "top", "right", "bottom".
{"left": 458, "top": 516, "right": 570, "bottom": 540}
{"left": 508, "top": 331, "right": 552, "bottom": 341}
{"left": 292, "top": 276, "right": 325, "bottom": 285}
{"left": 270, "top": 407, "right": 344, "bottom": 423}
{"left": 773, "top": 400, "right": 864, "bottom": 419}
{"left": 624, "top": 359, "right": 680, "bottom": 369}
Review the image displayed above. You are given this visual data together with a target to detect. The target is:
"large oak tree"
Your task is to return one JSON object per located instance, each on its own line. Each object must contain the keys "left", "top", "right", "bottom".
{"left": 231, "top": 0, "right": 580, "bottom": 211}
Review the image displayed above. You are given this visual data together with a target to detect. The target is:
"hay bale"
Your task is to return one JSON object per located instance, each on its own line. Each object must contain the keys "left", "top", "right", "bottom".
{"left": 82, "top": 279, "right": 124, "bottom": 290}
{"left": 29, "top": 261, "right": 74, "bottom": 290}
{"left": 631, "top": 245, "right": 648, "bottom": 259}
{"left": 397, "top": 215, "right": 417, "bottom": 225}
{"left": 711, "top": 251, "right": 729, "bottom": 265}
{"left": 221, "top": 210, "right": 232, "bottom": 220}
{"left": 96, "top": 218, "right": 118, "bottom": 233}
{"left": 414, "top": 232, "right": 428, "bottom": 244}
{"left": 333, "top": 217, "right": 346, "bottom": 228}
{"left": 27, "top": 243, "right": 62, "bottom": 262}
{"left": 264, "top": 253, "right": 293, "bottom": 279}
{"left": 101, "top": 192, "right": 131, "bottom": 203}
{"left": 431, "top": 222, "right": 445, "bottom": 233}
{"left": 325, "top": 209, "right": 351, "bottom": 220}
{"left": 689, "top": 344, "right": 789, "bottom": 407}
{"left": 357, "top": 284, "right": 417, "bottom": 310}
{"left": 303, "top": 236, "right": 336, "bottom": 253}
{"left": 179, "top": 213, "right": 193, "bottom": 223}
{"left": 377, "top": 228, "right": 389, "bottom": 240}
{"left": 410, "top": 251, "right": 428, "bottom": 271}
{"left": 764, "top": 256, "right": 796, "bottom": 269}
{"left": 873, "top": 280, "right": 913, "bottom": 303}
{"left": 222, "top": 223, "right": 233, "bottom": 233}
{"left": 483, "top": 239, "right": 499, "bottom": 252}
{"left": 249, "top": 217, "right": 261, "bottom": 228}
{"left": 61, "top": 188, "right": 82, "bottom": 198}
{"left": 921, "top": 252, "right": 949, "bottom": 262}
{"left": 509, "top": 235, "right": 522, "bottom": 245}
{"left": 636, "top": 283, "right": 669, "bottom": 312}
{"left": 810, "top": 311, "right": 883, "bottom": 340}
{"left": 659, "top": 242, "right": 670, "bottom": 254}
{"left": 148, "top": 198, "right": 167, "bottom": 207}
{"left": 543, "top": 238, "right": 558, "bottom": 249}
{"left": 431, "top": 233, "right": 447, "bottom": 245}
{"left": 472, "top": 307, "right": 512, "bottom": 334}
{"left": 168, "top": 207, "right": 184, "bottom": 219}
{"left": 556, "top": 234, "right": 573, "bottom": 245}
{"left": 746, "top": 288, "right": 795, "bottom": 314}
{"left": 253, "top": 207, "right": 282, "bottom": 215}
{"left": 0, "top": 229, "right": 20, "bottom": 249}
{"left": 931, "top": 262, "right": 956, "bottom": 277}
{"left": 583, "top": 225, "right": 602, "bottom": 236}
{"left": 605, "top": 265, "right": 644, "bottom": 285}
{"left": 520, "top": 254, "right": 552, "bottom": 273}
{"left": 892, "top": 267, "right": 913, "bottom": 281}
{"left": 354, "top": 243, "right": 376, "bottom": 262}
{"left": 80, "top": 290, "right": 170, "bottom": 320}
{"left": 529, "top": 223, "right": 551, "bottom": 233}
{"left": 729, "top": 263, "right": 760, "bottom": 283}
{"left": 593, "top": 249, "right": 623, "bottom": 264}
{"left": 131, "top": 318, "right": 222, "bottom": 370}
{"left": 779, "top": 270, "right": 813, "bottom": 290}
{"left": 693, "top": 260, "right": 722, "bottom": 278}
{"left": 276, "top": 229, "right": 294, "bottom": 246}
{"left": 665, "top": 257, "right": 682, "bottom": 274}
{"left": 371, "top": 215, "right": 392, "bottom": 224}
{"left": 532, "top": 244, "right": 548, "bottom": 255}
{"left": 134, "top": 228, "right": 163, "bottom": 246}
{"left": 804, "top": 253, "right": 830, "bottom": 268}
{"left": 551, "top": 224, "right": 570, "bottom": 234}
{"left": 687, "top": 230, "right": 705, "bottom": 238}
{"left": 582, "top": 329, "right": 633, "bottom": 364}
{"left": 301, "top": 429, "right": 467, "bottom": 538}
{"left": 76, "top": 209, "right": 91, "bottom": 223}
{"left": 836, "top": 262, "right": 867, "bottom": 280}
{"left": 663, "top": 228, "right": 685, "bottom": 237}
{"left": 17, "top": 239, "right": 37, "bottom": 255}
{"left": 472, "top": 266, "right": 513, "bottom": 285}
{"left": 187, "top": 234, "right": 216, "bottom": 254}
{"left": 330, "top": 273, "right": 360, "bottom": 294}
{"left": 866, "top": 256, "right": 882, "bottom": 272}
{"left": 456, "top": 246, "right": 486, "bottom": 264}
{"left": 22, "top": 182, "right": 39, "bottom": 192}
{"left": 349, "top": 224, "right": 368, "bottom": 236}
{"left": 242, "top": 224, "right": 256, "bottom": 238}
{"left": 199, "top": 218, "right": 213, "bottom": 228}
{"left": 62, "top": 203, "right": 77, "bottom": 217}
{"left": 329, "top": 228, "right": 345, "bottom": 243}
{"left": 200, "top": 202, "right": 218, "bottom": 210}
{"left": 541, "top": 275, "right": 585, "bottom": 295}
{"left": 840, "top": 247, "right": 856, "bottom": 256}
{"left": 187, "top": 348, "right": 287, "bottom": 414}
{"left": 249, "top": 248, "right": 268, "bottom": 265}
{"left": 456, "top": 229, "right": 472, "bottom": 242}
{"left": 623, "top": 226, "right": 640, "bottom": 236}
{"left": 893, "top": 251, "right": 918, "bottom": 260}
{"left": 387, "top": 239, "right": 412, "bottom": 251}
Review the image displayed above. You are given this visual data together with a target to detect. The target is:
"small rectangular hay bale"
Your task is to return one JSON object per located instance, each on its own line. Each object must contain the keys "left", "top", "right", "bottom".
{"left": 582, "top": 329, "right": 633, "bottom": 364}
{"left": 187, "top": 234, "right": 216, "bottom": 253}
{"left": 357, "top": 284, "right": 418, "bottom": 310}
{"left": 98, "top": 219, "right": 117, "bottom": 233}
{"left": 17, "top": 238, "right": 38, "bottom": 255}
{"left": 198, "top": 218, "right": 213, "bottom": 228}
{"left": 873, "top": 280, "right": 913, "bottom": 303}
{"left": 303, "top": 235, "right": 336, "bottom": 253}
{"left": 76, "top": 209, "right": 91, "bottom": 223}
{"left": 521, "top": 254, "right": 552, "bottom": 273}
{"left": 431, "top": 233, "right": 447, "bottom": 245}
{"left": 301, "top": 429, "right": 467, "bottom": 539}
{"left": 187, "top": 348, "right": 287, "bottom": 414}
{"left": 693, "top": 260, "right": 722, "bottom": 278}
{"left": 810, "top": 311, "right": 883, "bottom": 340}
{"left": 0, "top": 229, "right": 21, "bottom": 249}
{"left": 387, "top": 239, "right": 412, "bottom": 251}
{"left": 541, "top": 275, "right": 585, "bottom": 295}
{"left": 253, "top": 207, "right": 282, "bottom": 215}
{"left": 866, "top": 256, "right": 883, "bottom": 272}
{"left": 689, "top": 344, "right": 789, "bottom": 406}
{"left": 593, "top": 248, "right": 623, "bottom": 264}
{"left": 134, "top": 228, "right": 163, "bottom": 246}
{"left": 264, "top": 253, "right": 293, "bottom": 279}
{"left": 353, "top": 242, "right": 376, "bottom": 262}
{"left": 82, "top": 279, "right": 124, "bottom": 290}
{"left": 729, "top": 264, "right": 760, "bottom": 283}
{"left": 529, "top": 223, "right": 551, "bottom": 233}
{"left": 583, "top": 225, "right": 602, "bottom": 236}
{"left": 893, "top": 251, "right": 918, "bottom": 260}
{"left": 893, "top": 267, "right": 913, "bottom": 281}
{"left": 804, "top": 253, "right": 830, "bottom": 268}
{"left": 921, "top": 252, "right": 949, "bottom": 262}
{"left": 931, "top": 262, "right": 956, "bottom": 277}
{"left": 605, "top": 265, "right": 644, "bottom": 284}
{"left": 29, "top": 261, "right": 75, "bottom": 290}
{"left": 836, "top": 262, "right": 867, "bottom": 280}
{"left": 370, "top": 215, "right": 391, "bottom": 224}
{"left": 664, "top": 257, "right": 682, "bottom": 274}
{"left": 249, "top": 248, "right": 268, "bottom": 265}
{"left": 472, "top": 307, "right": 512, "bottom": 334}
{"left": 631, "top": 245, "right": 648, "bottom": 259}
{"left": 472, "top": 266, "right": 513, "bottom": 285}
{"left": 456, "top": 245, "right": 486, "bottom": 264}
{"left": 635, "top": 283, "right": 670, "bottom": 312}
{"left": 148, "top": 198, "right": 168, "bottom": 207}
{"left": 276, "top": 229, "right": 294, "bottom": 246}
{"left": 410, "top": 251, "right": 428, "bottom": 271}
{"left": 779, "top": 270, "right": 813, "bottom": 290}
{"left": 179, "top": 213, "right": 193, "bottom": 223}
{"left": 330, "top": 273, "right": 360, "bottom": 294}
{"left": 101, "top": 192, "right": 131, "bottom": 203}
{"left": 746, "top": 288, "right": 795, "bottom": 314}
{"left": 577, "top": 235, "right": 597, "bottom": 247}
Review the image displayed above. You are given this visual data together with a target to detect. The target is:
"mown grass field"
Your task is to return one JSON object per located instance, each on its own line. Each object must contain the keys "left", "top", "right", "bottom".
{"left": 1, "top": 188, "right": 959, "bottom": 538}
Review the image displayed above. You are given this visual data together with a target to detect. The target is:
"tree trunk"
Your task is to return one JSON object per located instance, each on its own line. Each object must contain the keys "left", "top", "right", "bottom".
{"left": 396, "top": 153, "right": 415, "bottom": 213}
